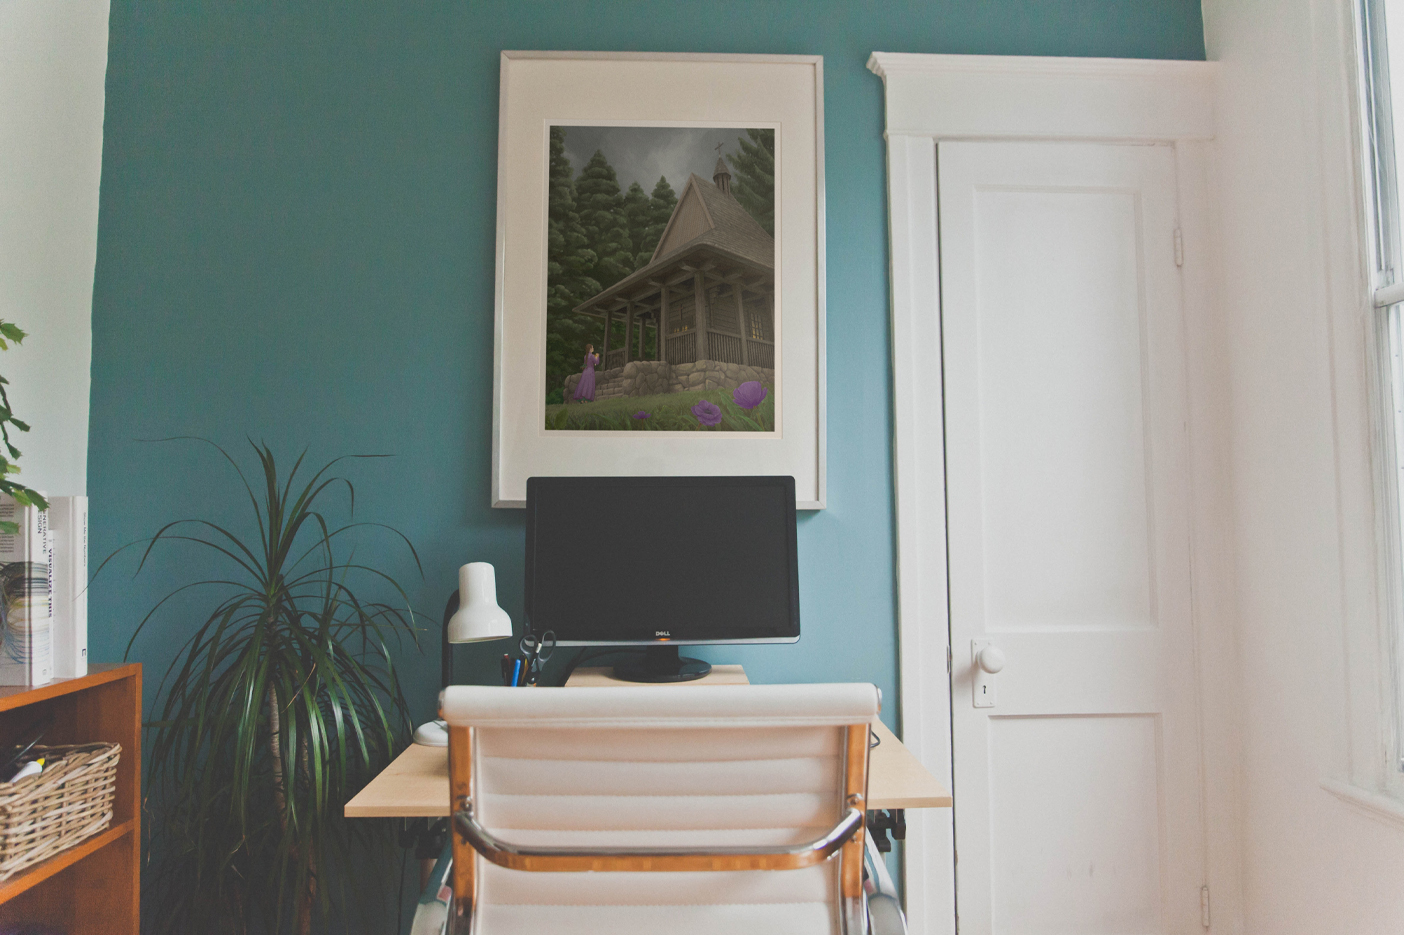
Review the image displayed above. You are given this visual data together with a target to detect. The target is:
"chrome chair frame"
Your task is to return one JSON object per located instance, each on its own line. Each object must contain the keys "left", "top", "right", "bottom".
{"left": 435, "top": 720, "right": 876, "bottom": 935}
{"left": 412, "top": 832, "right": 908, "bottom": 935}
{"left": 452, "top": 797, "right": 864, "bottom": 873}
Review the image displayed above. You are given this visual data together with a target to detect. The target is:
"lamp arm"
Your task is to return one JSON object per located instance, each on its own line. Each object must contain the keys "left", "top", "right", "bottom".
{"left": 441, "top": 589, "right": 460, "bottom": 691}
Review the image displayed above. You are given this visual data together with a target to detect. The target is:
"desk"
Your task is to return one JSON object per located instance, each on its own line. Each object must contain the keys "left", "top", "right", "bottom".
{"left": 346, "top": 666, "right": 951, "bottom": 818}
{"left": 560, "top": 666, "right": 951, "bottom": 811}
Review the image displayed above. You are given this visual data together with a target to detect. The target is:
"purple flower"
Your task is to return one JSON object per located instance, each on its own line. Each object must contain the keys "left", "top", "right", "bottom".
{"left": 691, "top": 399, "right": 723, "bottom": 427}
{"left": 732, "top": 381, "right": 768, "bottom": 411}
{"left": 632, "top": 411, "right": 650, "bottom": 420}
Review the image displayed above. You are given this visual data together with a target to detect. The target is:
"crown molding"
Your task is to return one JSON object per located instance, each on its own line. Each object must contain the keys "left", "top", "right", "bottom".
{"left": 867, "top": 51, "right": 1219, "bottom": 142}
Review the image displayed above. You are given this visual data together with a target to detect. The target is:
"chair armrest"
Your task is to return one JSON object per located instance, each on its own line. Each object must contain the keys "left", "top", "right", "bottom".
{"left": 868, "top": 894, "right": 907, "bottom": 935}
{"left": 864, "top": 833, "right": 900, "bottom": 899}
{"left": 863, "top": 835, "right": 907, "bottom": 935}
{"left": 410, "top": 839, "right": 455, "bottom": 935}
{"left": 453, "top": 795, "right": 865, "bottom": 873}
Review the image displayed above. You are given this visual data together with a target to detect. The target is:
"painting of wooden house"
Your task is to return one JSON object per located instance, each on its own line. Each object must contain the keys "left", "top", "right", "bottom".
{"left": 563, "top": 158, "right": 776, "bottom": 404}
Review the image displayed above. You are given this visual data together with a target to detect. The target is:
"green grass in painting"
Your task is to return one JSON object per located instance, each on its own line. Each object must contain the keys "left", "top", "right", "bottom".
{"left": 545, "top": 386, "right": 774, "bottom": 432}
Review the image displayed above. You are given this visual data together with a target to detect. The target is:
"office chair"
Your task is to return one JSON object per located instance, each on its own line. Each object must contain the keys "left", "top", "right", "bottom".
{"left": 411, "top": 683, "right": 901, "bottom": 935}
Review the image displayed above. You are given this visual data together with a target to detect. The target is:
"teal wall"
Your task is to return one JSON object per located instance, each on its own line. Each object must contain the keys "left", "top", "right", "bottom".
{"left": 90, "top": 0, "right": 1204, "bottom": 707}
{"left": 88, "top": 1, "right": 1202, "bottom": 919}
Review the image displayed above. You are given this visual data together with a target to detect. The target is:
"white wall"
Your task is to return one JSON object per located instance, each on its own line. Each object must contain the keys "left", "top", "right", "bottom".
{"left": 1203, "top": 0, "right": 1404, "bottom": 931}
{"left": 0, "top": 0, "right": 109, "bottom": 498}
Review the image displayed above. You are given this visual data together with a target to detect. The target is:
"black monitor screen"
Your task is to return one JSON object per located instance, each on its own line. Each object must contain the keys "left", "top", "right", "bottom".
{"left": 525, "top": 476, "right": 799, "bottom": 644}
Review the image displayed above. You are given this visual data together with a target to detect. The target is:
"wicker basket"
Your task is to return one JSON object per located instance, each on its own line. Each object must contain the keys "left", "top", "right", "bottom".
{"left": 0, "top": 742, "right": 120, "bottom": 881}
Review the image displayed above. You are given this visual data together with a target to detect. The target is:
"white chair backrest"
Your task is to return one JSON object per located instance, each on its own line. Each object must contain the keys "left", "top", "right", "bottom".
{"left": 441, "top": 684, "right": 879, "bottom": 935}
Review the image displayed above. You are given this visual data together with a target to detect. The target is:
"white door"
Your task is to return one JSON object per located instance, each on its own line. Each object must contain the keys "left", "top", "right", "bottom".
{"left": 940, "top": 141, "right": 1205, "bottom": 934}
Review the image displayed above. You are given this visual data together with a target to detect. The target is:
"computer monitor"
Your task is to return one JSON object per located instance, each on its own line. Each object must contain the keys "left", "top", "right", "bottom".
{"left": 524, "top": 475, "right": 800, "bottom": 682}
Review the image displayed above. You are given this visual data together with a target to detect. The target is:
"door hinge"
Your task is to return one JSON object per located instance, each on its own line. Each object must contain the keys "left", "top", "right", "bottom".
{"left": 1200, "top": 884, "right": 1211, "bottom": 928}
{"left": 1174, "top": 228, "right": 1184, "bottom": 267}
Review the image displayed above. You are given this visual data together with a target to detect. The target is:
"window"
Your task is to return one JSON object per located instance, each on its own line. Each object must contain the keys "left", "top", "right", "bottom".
{"left": 1359, "top": 0, "right": 1404, "bottom": 787}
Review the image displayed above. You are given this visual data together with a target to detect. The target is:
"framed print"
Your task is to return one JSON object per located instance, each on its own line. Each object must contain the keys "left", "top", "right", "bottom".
{"left": 491, "top": 51, "right": 826, "bottom": 508}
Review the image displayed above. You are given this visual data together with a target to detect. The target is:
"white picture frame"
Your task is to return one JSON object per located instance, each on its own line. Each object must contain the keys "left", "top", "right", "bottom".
{"left": 491, "top": 51, "right": 826, "bottom": 508}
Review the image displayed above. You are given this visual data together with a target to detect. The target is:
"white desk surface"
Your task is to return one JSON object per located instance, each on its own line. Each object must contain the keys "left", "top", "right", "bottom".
{"left": 345, "top": 665, "right": 951, "bottom": 817}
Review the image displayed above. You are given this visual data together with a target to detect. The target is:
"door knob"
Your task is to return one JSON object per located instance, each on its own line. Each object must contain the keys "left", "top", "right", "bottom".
{"left": 972, "top": 640, "right": 1003, "bottom": 709}
{"left": 977, "top": 644, "right": 1006, "bottom": 674}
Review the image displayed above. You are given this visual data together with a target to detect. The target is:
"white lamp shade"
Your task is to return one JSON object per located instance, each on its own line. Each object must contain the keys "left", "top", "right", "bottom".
{"left": 447, "top": 562, "right": 512, "bottom": 643}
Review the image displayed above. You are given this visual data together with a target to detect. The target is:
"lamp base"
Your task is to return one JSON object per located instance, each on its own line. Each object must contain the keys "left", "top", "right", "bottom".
{"left": 413, "top": 719, "right": 449, "bottom": 746}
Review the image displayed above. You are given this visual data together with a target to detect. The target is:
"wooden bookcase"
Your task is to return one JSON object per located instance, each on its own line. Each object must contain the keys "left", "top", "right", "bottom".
{"left": 0, "top": 664, "right": 141, "bottom": 935}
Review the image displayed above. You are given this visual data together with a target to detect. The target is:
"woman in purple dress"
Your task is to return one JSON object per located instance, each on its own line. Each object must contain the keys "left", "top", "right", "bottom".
{"left": 572, "top": 344, "right": 600, "bottom": 403}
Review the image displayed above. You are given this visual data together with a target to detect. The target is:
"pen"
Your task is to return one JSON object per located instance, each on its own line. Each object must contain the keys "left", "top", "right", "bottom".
{"left": 510, "top": 657, "right": 523, "bottom": 687}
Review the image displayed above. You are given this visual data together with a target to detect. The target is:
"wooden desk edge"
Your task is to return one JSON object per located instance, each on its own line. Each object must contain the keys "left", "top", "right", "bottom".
{"left": 868, "top": 720, "right": 953, "bottom": 809}
{"left": 344, "top": 673, "right": 953, "bottom": 816}
{"left": 345, "top": 801, "right": 447, "bottom": 818}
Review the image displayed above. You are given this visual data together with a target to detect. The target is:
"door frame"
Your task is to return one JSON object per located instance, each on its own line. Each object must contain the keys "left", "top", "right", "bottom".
{"left": 866, "top": 52, "right": 1238, "bottom": 935}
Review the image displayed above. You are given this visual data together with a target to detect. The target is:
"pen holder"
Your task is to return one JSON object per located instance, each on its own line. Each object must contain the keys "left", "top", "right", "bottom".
{"left": 501, "top": 654, "right": 539, "bottom": 687}
{"left": 0, "top": 742, "right": 120, "bottom": 880}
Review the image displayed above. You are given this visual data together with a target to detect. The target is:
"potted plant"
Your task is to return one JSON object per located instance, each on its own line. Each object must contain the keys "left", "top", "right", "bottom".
{"left": 111, "top": 440, "right": 421, "bottom": 934}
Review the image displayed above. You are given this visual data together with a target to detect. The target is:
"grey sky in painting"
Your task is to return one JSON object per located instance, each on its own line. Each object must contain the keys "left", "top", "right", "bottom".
{"left": 557, "top": 126, "right": 760, "bottom": 196}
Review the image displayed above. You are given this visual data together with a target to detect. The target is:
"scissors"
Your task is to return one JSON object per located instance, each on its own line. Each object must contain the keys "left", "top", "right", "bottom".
{"left": 519, "top": 630, "right": 555, "bottom": 685}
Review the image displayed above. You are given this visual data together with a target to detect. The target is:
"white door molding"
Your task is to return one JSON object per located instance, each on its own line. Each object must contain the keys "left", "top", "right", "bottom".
{"left": 868, "top": 52, "right": 1231, "bottom": 935}
{"left": 867, "top": 52, "right": 1217, "bottom": 142}
{"left": 882, "top": 131, "right": 952, "bottom": 933}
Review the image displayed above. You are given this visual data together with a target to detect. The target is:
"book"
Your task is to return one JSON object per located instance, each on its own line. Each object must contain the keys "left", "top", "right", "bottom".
{"left": 0, "top": 495, "right": 52, "bottom": 686}
{"left": 48, "top": 496, "right": 88, "bottom": 678}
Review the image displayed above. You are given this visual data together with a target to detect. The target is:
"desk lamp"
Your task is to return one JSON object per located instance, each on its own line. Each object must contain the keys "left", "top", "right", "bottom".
{"left": 412, "top": 562, "right": 513, "bottom": 746}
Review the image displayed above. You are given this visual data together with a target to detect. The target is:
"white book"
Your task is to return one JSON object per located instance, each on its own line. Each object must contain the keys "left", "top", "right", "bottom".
{"left": 0, "top": 495, "right": 52, "bottom": 685}
{"left": 49, "top": 496, "right": 88, "bottom": 678}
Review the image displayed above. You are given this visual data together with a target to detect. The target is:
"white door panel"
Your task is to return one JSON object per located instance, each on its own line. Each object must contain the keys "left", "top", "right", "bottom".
{"left": 940, "top": 141, "right": 1204, "bottom": 934}
{"left": 972, "top": 187, "right": 1155, "bottom": 635}
{"left": 988, "top": 715, "right": 1164, "bottom": 934}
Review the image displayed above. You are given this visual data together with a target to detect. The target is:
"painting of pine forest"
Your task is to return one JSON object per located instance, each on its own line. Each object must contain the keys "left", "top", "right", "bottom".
{"left": 544, "top": 125, "right": 777, "bottom": 432}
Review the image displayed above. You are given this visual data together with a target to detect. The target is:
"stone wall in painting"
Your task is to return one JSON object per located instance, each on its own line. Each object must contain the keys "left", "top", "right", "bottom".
{"left": 563, "top": 359, "right": 774, "bottom": 401}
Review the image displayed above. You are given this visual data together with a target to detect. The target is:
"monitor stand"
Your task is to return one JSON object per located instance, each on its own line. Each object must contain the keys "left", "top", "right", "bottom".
{"left": 612, "top": 645, "right": 711, "bottom": 683}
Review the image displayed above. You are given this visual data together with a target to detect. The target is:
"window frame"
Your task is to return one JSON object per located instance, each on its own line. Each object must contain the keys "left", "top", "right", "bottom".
{"left": 1357, "top": 0, "right": 1404, "bottom": 794}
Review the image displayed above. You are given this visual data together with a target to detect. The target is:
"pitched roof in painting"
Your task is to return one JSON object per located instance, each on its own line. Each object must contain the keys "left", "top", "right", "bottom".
{"left": 574, "top": 173, "right": 774, "bottom": 314}
{"left": 651, "top": 173, "right": 773, "bottom": 270}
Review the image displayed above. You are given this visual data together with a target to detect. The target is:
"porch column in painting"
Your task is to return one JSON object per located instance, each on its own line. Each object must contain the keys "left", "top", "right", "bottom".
{"left": 638, "top": 310, "right": 646, "bottom": 359}
{"left": 734, "top": 282, "right": 750, "bottom": 366}
{"left": 658, "top": 282, "right": 669, "bottom": 362}
{"left": 601, "top": 307, "right": 612, "bottom": 361}
{"left": 693, "top": 269, "right": 710, "bottom": 361}
{"left": 624, "top": 301, "right": 635, "bottom": 364}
